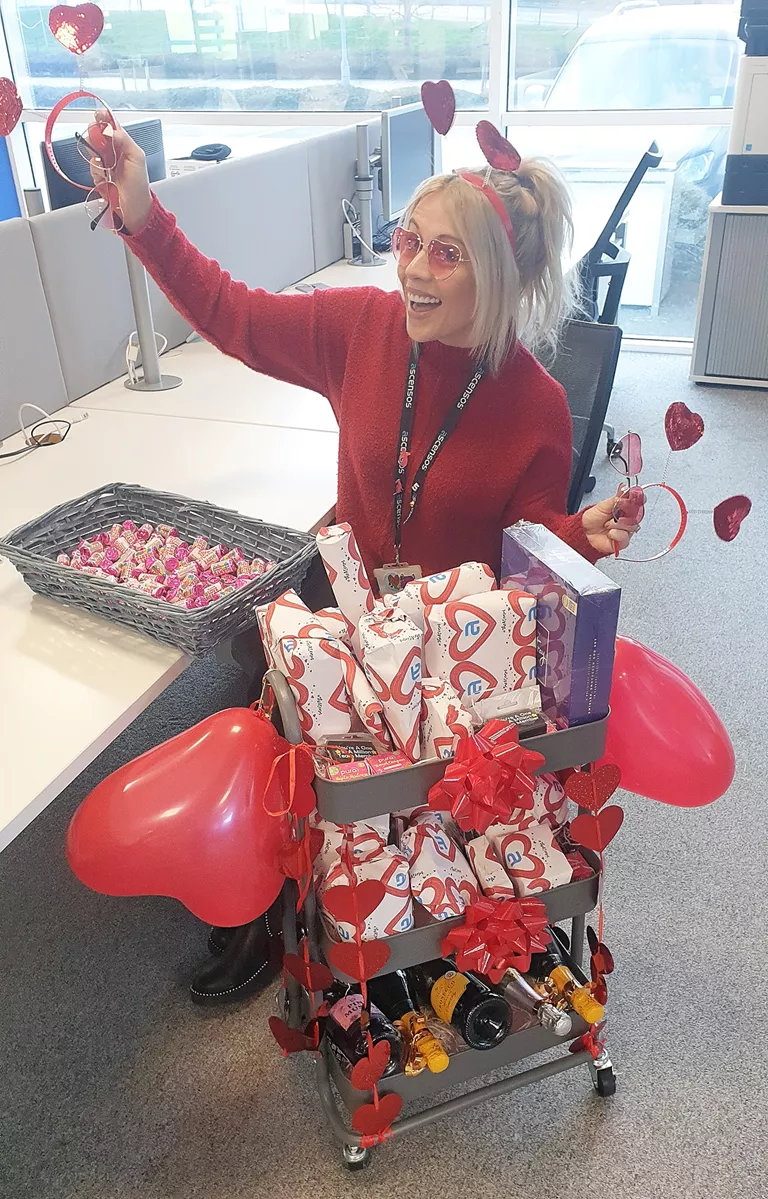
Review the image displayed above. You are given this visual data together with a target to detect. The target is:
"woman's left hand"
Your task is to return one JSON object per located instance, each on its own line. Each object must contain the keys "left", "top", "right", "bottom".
{"left": 582, "top": 487, "right": 645, "bottom": 555}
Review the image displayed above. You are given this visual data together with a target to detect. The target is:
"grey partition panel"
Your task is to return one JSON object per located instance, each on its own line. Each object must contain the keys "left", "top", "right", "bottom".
{"left": 0, "top": 217, "right": 68, "bottom": 439}
{"left": 705, "top": 214, "right": 768, "bottom": 380}
{"left": 306, "top": 120, "right": 380, "bottom": 270}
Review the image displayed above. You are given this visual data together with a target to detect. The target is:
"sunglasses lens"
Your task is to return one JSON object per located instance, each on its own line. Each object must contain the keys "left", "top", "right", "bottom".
{"left": 611, "top": 432, "right": 643, "bottom": 477}
{"left": 392, "top": 227, "right": 420, "bottom": 265}
{"left": 428, "top": 240, "right": 463, "bottom": 279}
{"left": 86, "top": 184, "right": 124, "bottom": 233}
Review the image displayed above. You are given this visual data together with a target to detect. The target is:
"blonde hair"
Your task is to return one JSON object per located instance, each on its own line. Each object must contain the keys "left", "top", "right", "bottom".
{"left": 402, "top": 158, "right": 575, "bottom": 375}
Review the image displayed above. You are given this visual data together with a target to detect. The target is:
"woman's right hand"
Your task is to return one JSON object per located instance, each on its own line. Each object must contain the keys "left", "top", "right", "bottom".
{"left": 89, "top": 111, "right": 152, "bottom": 234}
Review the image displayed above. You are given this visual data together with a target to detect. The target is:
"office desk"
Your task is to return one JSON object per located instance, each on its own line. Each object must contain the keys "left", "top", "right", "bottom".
{"left": 0, "top": 407, "right": 338, "bottom": 851}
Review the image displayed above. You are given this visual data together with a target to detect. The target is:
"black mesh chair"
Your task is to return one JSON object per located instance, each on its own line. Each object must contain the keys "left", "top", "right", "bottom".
{"left": 538, "top": 318, "right": 623, "bottom": 514}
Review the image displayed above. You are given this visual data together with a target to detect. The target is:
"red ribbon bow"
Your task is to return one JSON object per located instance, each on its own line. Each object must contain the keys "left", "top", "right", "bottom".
{"left": 428, "top": 719, "right": 545, "bottom": 834}
{"left": 440, "top": 894, "right": 549, "bottom": 983}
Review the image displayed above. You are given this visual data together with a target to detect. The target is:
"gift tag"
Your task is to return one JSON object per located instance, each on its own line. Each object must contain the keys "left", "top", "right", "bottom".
{"left": 374, "top": 564, "right": 423, "bottom": 595}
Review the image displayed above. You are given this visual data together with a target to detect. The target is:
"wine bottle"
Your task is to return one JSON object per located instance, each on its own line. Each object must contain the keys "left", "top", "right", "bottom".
{"left": 528, "top": 936, "right": 604, "bottom": 1025}
{"left": 417, "top": 960, "right": 511, "bottom": 1050}
{"left": 496, "top": 968, "right": 573, "bottom": 1037}
{"left": 326, "top": 989, "right": 403, "bottom": 1078}
{"left": 368, "top": 971, "right": 450, "bottom": 1075}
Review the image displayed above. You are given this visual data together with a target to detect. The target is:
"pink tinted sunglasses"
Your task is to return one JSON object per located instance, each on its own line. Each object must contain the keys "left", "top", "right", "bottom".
{"left": 391, "top": 226, "right": 470, "bottom": 280}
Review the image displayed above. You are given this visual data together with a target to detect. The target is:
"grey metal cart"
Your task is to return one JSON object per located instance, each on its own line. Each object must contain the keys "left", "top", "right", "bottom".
{"left": 267, "top": 669, "right": 616, "bottom": 1171}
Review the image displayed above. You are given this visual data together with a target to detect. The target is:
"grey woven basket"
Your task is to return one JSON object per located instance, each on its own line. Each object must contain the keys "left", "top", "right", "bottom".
{"left": 0, "top": 482, "right": 317, "bottom": 656}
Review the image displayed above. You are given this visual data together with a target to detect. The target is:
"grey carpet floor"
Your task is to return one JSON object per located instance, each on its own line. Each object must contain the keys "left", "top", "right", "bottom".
{"left": 2, "top": 351, "right": 766, "bottom": 1199}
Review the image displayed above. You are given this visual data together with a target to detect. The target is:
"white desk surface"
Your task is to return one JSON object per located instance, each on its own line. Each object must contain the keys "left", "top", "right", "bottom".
{"left": 0, "top": 407, "right": 338, "bottom": 851}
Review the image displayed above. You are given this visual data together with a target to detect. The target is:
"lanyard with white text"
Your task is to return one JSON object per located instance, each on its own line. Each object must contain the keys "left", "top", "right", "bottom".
{"left": 393, "top": 346, "right": 485, "bottom": 562}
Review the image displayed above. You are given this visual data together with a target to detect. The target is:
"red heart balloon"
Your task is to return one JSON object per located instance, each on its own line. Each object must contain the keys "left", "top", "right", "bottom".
{"left": 327, "top": 939, "right": 391, "bottom": 982}
{"left": 476, "top": 121, "right": 522, "bottom": 172}
{"left": 713, "top": 494, "right": 752, "bottom": 543}
{"left": 0, "top": 78, "right": 23, "bottom": 137}
{"left": 421, "top": 80, "right": 456, "bottom": 136}
{"left": 350, "top": 1040, "right": 392, "bottom": 1091}
{"left": 351, "top": 1092, "right": 403, "bottom": 1137}
{"left": 49, "top": 3, "right": 104, "bottom": 54}
{"left": 570, "top": 805, "right": 624, "bottom": 853}
{"left": 66, "top": 708, "right": 287, "bottom": 926}
{"left": 664, "top": 401, "right": 704, "bottom": 452}
{"left": 323, "top": 880, "right": 386, "bottom": 926}
{"left": 564, "top": 764, "right": 621, "bottom": 812}
{"left": 268, "top": 1016, "right": 317, "bottom": 1054}
{"left": 278, "top": 827, "right": 324, "bottom": 879}
{"left": 282, "top": 953, "right": 335, "bottom": 994}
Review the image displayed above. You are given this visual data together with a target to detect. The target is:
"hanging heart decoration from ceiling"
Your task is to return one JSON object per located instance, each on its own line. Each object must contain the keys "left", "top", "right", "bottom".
{"left": 0, "top": 78, "right": 23, "bottom": 137}
{"left": 48, "top": 3, "right": 104, "bottom": 54}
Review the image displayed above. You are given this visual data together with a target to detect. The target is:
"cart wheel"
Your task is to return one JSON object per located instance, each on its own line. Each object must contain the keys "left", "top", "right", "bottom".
{"left": 342, "top": 1144, "right": 371, "bottom": 1172}
{"left": 590, "top": 1062, "right": 616, "bottom": 1098}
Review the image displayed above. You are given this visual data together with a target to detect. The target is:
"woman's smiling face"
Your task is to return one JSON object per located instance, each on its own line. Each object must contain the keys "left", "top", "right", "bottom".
{"left": 398, "top": 190, "right": 477, "bottom": 348}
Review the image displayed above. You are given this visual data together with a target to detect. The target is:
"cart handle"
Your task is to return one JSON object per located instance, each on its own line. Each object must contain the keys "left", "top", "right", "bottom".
{"left": 265, "top": 668, "right": 304, "bottom": 747}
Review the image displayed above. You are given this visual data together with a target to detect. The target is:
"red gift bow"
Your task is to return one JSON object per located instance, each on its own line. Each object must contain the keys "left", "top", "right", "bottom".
{"left": 440, "top": 894, "right": 549, "bottom": 983}
{"left": 428, "top": 719, "right": 545, "bottom": 834}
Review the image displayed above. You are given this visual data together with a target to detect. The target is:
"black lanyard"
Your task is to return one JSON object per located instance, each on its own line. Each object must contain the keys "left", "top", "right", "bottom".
{"left": 393, "top": 346, "right": 485, "bottom": 562}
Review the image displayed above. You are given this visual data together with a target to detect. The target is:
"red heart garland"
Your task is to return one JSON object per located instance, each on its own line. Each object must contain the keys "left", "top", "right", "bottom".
{"left": 350, "top": 1039, "right": 391, "bottom": 1091}
{"left": 664, "top": 401, "right": 704, "bottom": 452}
{"left": 570, "top": 805, "right": 624, "bottom": 854}
{"left": 268, "top": 1016, "right": 318, "bottom": 1055}
{"left": 282, "top": 952, "right": 335, "bottom": 994}
{"left": 322, "top": 879, "right": 386, "bottom": 926}
{"left": 713, "top": 494, "right": 752, "bottom": 543}
{"left": 569, "top": 1019, "right": 606, "bottom": 1060}
{"left": 587, "top": 927, "right": 615, "bottom": 977}
{"left": 476, "top": 120, "right": 522, "bottom": 172}
{"left": 421, "top": 80, "right": 456, "bottom": 136}
{"left": 48, "top": 4, "right": 104, "bottom": 54}
{"left": 564, "top": 764, "right": 621, "bottom": 813}
{"left": 277, "top": 827, "right": 324, "bottom": 879}
{"left": 351, "top": 1091, "right": 403, "bottom": 1138}
{"left": 327, "top": 938, "right": 391, "bottom": 982}
{"left": 0, "top": 78, "right": 23, "bottom": 138}
{"left": 591, "top": 976, "right": 609, "bottom": 1006}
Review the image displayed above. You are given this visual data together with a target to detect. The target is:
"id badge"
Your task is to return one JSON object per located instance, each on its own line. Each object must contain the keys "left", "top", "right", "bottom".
{"left": 374, "top": 563, "right": 422, "bottom": 596}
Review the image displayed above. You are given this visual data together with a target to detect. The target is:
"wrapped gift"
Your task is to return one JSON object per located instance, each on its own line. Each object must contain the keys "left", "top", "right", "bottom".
{"left": 400, "top": 818, "right": 479, "bottom": 920}
{"left": 486, "top": 819, "right": 573, "bottom": 896}
{"left": 335, "top": 642, "right": 392, "bottom": 749}
{"left": 316, "top": 523, "right": 376, "bottom": 652}
{"left": 314, "top": 606, "right": 352, "bottom": 643}
{"left": 420, "top": 678, "right": 476, "bottom": 760}
{"left": 312, "top": 816, "right": 390, "bottom": 878}
{"left": 276, "top": 634, "right": 353, "bottom": 744}
{"left": 396, "top": 563, "right": 497, "bottom": 632}
{"left": 321, "top": 845, "right": 414, "bottom": 939}
{"left": 484, "top": 773, "right": 569, "bottom": 833}
{"left": 423, "top": 589, "right": 538, "bottom": 717}
{"left": 255, "top": 589, "right": 326, "bottom": 667}
{"left": 359, "top": 608, "right": 423, "bottom": 761}
{"left": 465, "top": 834, "right": 518, "bottom": 899}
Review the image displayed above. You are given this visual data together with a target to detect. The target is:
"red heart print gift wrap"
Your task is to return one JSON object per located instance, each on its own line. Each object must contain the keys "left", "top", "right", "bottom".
{"left": 276, "top": 634, "right": 354, "bottom": 745}
{"left": 399, "top": 815, "right": 479, "bottom": 919}
{"left": 465, "top": 834, "right": 518, "bottom": 899}
{"left": 420, "top": 678, "right": 476, "bottom": 760}
{"left": 394, "top": 562, "right": 497, "bottom": 632}
{"left": 486, "top": 819, "right": 573, "bottom": 896}
{"left": 359, "top": 608, "right": 423, "bottom": 761}
{"left": 311, "top": 815, "right": 391, "bottom": 880}
{"left": 321, "top": 846, "right": 414, "bottom": 939}
{"left": 316, "top": 523, "right": 376, "bottom": 654}
{"left": 423, "top": 589, "right": 538, "bottom": 719}
{"left": 255, "top": 589, "right": 327, "bottom": 669}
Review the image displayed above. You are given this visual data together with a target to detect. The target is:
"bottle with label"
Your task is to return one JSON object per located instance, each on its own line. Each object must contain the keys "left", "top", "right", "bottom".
{"left": 368, "top": 970, "right": 450, "bottom": 1075}
{"left": 495, "top": 968, "right": 573, "bottom": 1037}
{"left": 527, "top": 936, "right": 605, "bottom": 1026}
{"left": 326, "top": 990, "right": 404, "bottom": 1078}
{"left": 416, "top": 960, "right": 511, "bottom": 1051}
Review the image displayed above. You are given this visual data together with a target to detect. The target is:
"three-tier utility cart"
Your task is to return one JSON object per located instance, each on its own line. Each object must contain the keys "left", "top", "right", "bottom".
{"left": 267, "top": 669, "right": 616, "bottom": 1172}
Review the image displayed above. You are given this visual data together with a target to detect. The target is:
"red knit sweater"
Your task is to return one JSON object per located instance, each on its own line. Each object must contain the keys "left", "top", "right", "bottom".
{"left": 128, "top": 196, "right": 600, "bottom": 580}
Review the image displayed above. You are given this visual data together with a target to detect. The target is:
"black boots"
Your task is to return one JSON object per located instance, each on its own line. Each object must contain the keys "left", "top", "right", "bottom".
{"left": 190, "top": 907, "right": 282, "bottom": 1006}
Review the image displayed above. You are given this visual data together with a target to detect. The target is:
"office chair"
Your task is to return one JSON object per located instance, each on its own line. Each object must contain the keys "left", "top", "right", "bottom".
{"left": 538, "top": 318, "right": 623, "bottom": 514}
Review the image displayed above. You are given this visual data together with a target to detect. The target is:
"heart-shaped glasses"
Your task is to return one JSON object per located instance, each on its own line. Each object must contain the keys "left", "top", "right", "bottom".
{"left": 391, "top": 227, "right": 469, "bottom": 280}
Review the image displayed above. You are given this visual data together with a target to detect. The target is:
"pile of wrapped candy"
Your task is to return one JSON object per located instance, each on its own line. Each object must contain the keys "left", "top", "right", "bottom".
{"left": 54, "top": 522, "right": 274, "bottom": 609}
{"left": 313, "top": 786, "right": 594, "bottom": 941}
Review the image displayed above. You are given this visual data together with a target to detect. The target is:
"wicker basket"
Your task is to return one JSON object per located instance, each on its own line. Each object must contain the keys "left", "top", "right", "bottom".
{"left": 0, "top": 482, "right": 317, "bottom": 656}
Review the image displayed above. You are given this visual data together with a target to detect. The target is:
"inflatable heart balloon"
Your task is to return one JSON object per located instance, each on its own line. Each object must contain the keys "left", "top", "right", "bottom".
{"left": 598, "top": 636, "right": 734, "bottom": 808}
{"left": 66, "top": 708, "right": 288, "bottom": 925}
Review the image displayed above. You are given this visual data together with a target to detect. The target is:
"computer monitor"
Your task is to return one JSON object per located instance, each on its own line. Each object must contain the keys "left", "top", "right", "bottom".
{"left": 41, "top": 119, "right": 166, "bottom": 211}
{"left": 379, "top": 103, "right": 442, "bottom": 222}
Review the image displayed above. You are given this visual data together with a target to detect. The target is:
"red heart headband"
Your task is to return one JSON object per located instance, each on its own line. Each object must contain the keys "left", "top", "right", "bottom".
{"left": 420, "top": 82, "right": 521, "bottom": 255}
{"left": 43, "top": 90, "right": 119, "bottom": 189}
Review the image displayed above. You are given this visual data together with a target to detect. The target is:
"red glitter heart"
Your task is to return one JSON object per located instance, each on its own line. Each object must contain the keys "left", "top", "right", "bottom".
{"left": 351, "top": 1091, "right": 403, "bottom": 1138}
{"left": 49, "top": 4, "right": 104, "bottom": 54}
{"left": 0, "top": 78, "right": 23, "bottom": 137}
{"left": 322, "top": 879, "right": 386, "bottom": 926}
{"left": 268, "top": 1016, "right": 315, "bottom": 1054}
{"left": 421, "top": 80, "right": 456, "bottom": 136}
{"left": 664, "top": 401, "right": 704, "bottom": 452}
{"left": 713, "top": 494, "right": 752, "bottom": 543}
{"left": 327, "top": 938, "right": 391, "bottom": 982}
{"left": 282, "top": 953, "right": 334, "bottom": 994}
{"left": 476, "top": 121, "right": 522, "bottom": 172}
{"left": 277, "top": 827, "right": 324, "bottom": 879}
{"left": 570, "top": 806, "right": 624, "bottom": 853}
{"left": 564, "top": 765, "right": 621, "bottom": 813}
{"left": 350, "top": 1039, "right": 391, "bottom": 1091}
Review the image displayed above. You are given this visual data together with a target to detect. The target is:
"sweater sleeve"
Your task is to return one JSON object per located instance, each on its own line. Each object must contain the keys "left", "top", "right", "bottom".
{"left": 124, "top": 193, "right": 356, "bottom": 406}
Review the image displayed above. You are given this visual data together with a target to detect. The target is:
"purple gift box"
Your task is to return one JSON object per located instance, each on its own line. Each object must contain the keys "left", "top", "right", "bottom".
{"left": 500, "top": 522, "right": 621, "bottom": 728}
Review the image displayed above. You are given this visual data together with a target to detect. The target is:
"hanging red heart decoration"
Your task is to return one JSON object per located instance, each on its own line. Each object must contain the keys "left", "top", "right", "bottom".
{"left": 421, "top": 80, "right": 456, "bottom": 136}
{"left": 568, "top": 1019, "right": 607, "bottom": 1060}
{"left": 327, "top": 938, "right": 391, "bottom": 982}
{"left": 282, "top": 953, "right": 335, "bottom": 994}
{"left": 350, "top": 1040, "right": 392, "bottom": 1091}
{"left": 664, "top": 401, "right": 704, "bottom": 452}
{"left": 277, "top": 827, "right": 324, "bottom": 879}
{"left": 476, "top": 120, "right": 522, "bottom": 172}
{"left": 564, "top": 764, "right": 621, "bottom": 813}
{"left": 0, "top": 78, "right": 23, "bottom": 137}
{"left": 49, "top": 3, "right": 104, "bottom": 54}
{"left": 713, "top": 494, "right": 752, "bottom": 543}
{"left": 351, "top": 1092, "right": 403, "bottom": 1138}
{"left": 587, "top": 927, "right": 615, "bottom": 976}
{"left": 322, "top": 880, "right": 386, "bottom": 927}
{"left": 570, "top": 805, "right": 624, "bottom": 854}
{"left": 268, "top": 1016, "right": 317, "bottom": 1055}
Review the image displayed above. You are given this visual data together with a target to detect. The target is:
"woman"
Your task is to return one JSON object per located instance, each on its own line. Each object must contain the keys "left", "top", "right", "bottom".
{"left": 98, "top": 120, "right": 640, "bottom": 1004}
